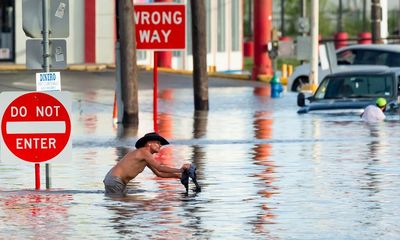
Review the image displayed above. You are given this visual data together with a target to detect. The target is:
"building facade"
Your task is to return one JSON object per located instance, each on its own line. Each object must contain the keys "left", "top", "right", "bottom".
{"left": 1, "top": 0, "right": 243, "bottom": 72}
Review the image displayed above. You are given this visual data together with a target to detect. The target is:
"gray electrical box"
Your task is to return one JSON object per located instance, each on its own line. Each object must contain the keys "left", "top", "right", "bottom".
{"left": 26, "top": 39, "right": 67, "bottom": 69}
{"left": 296, "top": 36, "right": 311, "bottom": 61}
{"left": 22, "top": 0, "right": 69, "bottom": 38}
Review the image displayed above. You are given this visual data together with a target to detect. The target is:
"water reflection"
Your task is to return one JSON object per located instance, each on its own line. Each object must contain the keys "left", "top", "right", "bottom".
{"left": 77, "top": 91, "right": 99, "bottom": 134}
{"left": 0, "top": 192, "right": 72, "bottom": 239}
{"left": 158, "top": 113, "right": 173, "bottom": 139}
{"left": 193, "top": 110, "right": 208, "bottom": 139}
{"left": 116, "top": 123, "right": 138, "bottom": 139}
{"left": 159, "top": 88, "right": 174, "bottom": 101}
{"left": 253, "top": 86, "right": 271, "bottom": 97}
{"left": 251, "top": 111, "right": 279, "bottom": 236}
{"left": 192, "top": 110, "right": 207, "bottom": 185}
{"left": 105, "top": 191, "right": 209, "bottom": 239}
{"left": 363, "top": 125, "right": 385, "bottom": 196}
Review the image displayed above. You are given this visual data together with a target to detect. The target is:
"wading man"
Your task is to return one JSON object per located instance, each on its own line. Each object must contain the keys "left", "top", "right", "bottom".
{"left": 361, "top": 98, "right": 387, "bottom": 122}
{"left": 103, "top": 132, "right": 191, "bottom": 195}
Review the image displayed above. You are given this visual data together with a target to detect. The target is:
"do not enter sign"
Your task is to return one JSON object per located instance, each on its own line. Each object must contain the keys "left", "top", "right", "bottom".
{"left": 0, "top": 92, "right": 71, "bottom": 163}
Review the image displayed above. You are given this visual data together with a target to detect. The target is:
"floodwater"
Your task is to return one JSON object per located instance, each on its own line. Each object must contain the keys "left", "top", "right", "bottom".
{"left": 1, "top": 72, "right": 400, "bottom": 239}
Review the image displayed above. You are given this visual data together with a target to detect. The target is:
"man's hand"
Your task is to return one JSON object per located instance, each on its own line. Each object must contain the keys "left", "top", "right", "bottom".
{"left": 180, "top": 163, "right": 191, "bottom": 172}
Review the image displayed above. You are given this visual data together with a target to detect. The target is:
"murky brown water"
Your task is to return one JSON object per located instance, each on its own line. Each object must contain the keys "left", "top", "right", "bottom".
{"left": 1, "top": 85, "right": 400, "bottom": 239}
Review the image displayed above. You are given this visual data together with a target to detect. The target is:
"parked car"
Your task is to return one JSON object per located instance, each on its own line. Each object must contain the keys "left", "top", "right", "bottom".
{"left": 288, "top": 44, "right": 400, "bottom": 92}
{"left": 297, "top": 66, "right": 400, "bottom": 114}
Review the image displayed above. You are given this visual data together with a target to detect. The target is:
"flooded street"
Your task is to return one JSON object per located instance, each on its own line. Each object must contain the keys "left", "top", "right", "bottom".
{"left": 0, "top": 71, "right": 400, "bottom": 239}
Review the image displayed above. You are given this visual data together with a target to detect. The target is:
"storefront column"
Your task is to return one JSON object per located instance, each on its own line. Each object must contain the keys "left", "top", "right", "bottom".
{"left": 251, "top": 0, "right": 273, "bottom": 80}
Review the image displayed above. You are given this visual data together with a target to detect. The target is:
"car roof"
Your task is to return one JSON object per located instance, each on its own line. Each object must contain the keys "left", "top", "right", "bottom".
{"left": 338, "top": 44, "right": 400, "bottom": 53}
{"left": 326, "top": 65, "right": 400, "bottom": 78}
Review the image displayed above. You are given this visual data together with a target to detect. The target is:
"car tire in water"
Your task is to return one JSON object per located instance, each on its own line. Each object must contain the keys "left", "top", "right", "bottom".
{"left": 292, "top": 76, "right": 309, "bottom": 92}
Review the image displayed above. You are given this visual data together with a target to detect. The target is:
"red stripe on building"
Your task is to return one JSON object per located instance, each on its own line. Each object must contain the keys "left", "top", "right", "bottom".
{"left": 85, "top": 0, "right": 96, "bottom": 63}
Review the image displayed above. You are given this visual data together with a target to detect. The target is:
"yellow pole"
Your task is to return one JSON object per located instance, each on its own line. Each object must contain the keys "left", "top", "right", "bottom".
{"left": 288, "top": 64, "right": 293, "bottom": 76}
{"left": 281, "top": 64, "right": 288, "bottom": 85}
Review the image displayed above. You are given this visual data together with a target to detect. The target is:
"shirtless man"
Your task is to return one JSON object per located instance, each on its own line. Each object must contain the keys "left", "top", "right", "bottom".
{"left": 103, "top": 132, "right": 191, "bottom": 195}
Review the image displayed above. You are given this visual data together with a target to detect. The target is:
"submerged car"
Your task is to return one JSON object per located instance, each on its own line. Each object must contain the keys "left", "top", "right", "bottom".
{"left": 297, "top": 66, "right": 400, "bottom": 114}
{"left": 288, "top": 44, "right": 400, "bottom": 92}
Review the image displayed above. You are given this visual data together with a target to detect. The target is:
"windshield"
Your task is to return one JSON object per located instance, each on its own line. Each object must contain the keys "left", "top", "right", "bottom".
{"left": 314, "top": 74, "right": 394, "bottom": 100}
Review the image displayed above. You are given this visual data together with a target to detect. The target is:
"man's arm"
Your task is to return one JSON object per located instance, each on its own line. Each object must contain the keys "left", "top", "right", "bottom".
{"left": 143, "top": 151, "right": 184, "bottom": 174}
{"left": 147, "top": 165, "right": 181, "bottom": 178}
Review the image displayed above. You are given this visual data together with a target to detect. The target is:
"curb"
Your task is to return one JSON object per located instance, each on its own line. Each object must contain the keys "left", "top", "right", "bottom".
{"left": 0, "top": 64, "right": 273, "bottom": 82}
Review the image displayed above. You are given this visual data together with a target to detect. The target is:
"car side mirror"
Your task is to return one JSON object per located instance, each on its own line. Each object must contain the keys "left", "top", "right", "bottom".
{"left": 389, "top": 102, "right": 398, "bottom": 110}
{"left": 297, "top": 93, "right": 306, "bottom": 107}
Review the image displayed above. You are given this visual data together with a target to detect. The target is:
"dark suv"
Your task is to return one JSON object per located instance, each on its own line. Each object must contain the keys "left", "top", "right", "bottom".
{"left": 297, "top": 66, "right": 400, "bottom": 114}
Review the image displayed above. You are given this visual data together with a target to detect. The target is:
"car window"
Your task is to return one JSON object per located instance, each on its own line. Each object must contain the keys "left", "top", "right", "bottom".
{"left": 386, "top": 53, "right": 400, "bottom": 67}
{"left": 337, "top": 48, "right": 400, "bottom": 67}
{"left": 353, "top": 50, "right": 389, "bottom": 65}
{"left": 337, "top": 50, "right": 355, "bottom": 65}
{"left": 314, "top": 79, "right": 330, "bottom": 99}
{"left": 314, "top": 74, "right": 394, "bottom": 99}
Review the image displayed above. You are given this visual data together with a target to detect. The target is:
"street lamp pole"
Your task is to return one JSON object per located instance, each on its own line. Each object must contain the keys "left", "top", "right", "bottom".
{"left": 310, "top": 0, "right": 319, "bottom": 92}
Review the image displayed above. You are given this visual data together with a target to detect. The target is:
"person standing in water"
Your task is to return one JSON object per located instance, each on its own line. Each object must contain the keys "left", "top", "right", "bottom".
{"left": 361, "top": 97, "right": 387, "bottom": 122}
{"left": 103, "top": 132, "right": 191, "bottom": 195}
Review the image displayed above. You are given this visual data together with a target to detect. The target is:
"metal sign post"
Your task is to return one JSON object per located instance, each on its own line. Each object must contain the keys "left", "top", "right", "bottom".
{"left": 153, "top": 52, "right": 158, "bottom": 132}
{"left": 23, "top": 0, "right": 69, "bottom": 189}
{"left": 42, "top": 0, "right": 51, "bottom": 189}
{"left": 42, "top": 0, "right": 50, "bottom": 72}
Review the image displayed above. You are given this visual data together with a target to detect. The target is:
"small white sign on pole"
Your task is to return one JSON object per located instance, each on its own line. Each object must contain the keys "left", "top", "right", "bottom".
{"left": 36, "top": 72, "right": 61, "bottom": 91}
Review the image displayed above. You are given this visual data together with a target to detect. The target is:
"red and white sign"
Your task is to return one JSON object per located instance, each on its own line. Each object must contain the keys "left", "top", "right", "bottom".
{"left": 134, "top": 4, "right": 186, "bottom": 50}
{"left": 0, "top": 92, "right": 71, "bottom": 163}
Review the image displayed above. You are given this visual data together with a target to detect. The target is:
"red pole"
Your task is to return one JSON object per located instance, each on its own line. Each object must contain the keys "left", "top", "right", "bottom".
{"left": 35, "top": 164, "right": 40, "bottom": 190}
{"left": 251, "top": 0, "right": 273, "bottom": 80}
{"left": 153, "top": 52, "right": 158, "bottom": 132}
{"left": 154, "top": 0, "right": 173, "bottom": 68}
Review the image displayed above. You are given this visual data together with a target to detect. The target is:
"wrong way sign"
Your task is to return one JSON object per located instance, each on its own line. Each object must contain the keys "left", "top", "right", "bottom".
{"left": 134, "top": 4, "right": 186, "bottom": 50}
{"left": 0, "top": 92, "right": 71, "bottom": 163}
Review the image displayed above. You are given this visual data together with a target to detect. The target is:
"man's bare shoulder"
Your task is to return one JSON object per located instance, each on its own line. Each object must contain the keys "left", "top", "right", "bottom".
{"left": 122, "top": 148, "right": 151, "bottom": 161}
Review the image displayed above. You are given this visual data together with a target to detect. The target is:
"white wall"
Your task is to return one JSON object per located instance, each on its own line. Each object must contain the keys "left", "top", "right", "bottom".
{"left": 95, "top": 0, "right": 115, "bottom": 64}
{"left": 68, "top": 0, "right": 85, "bottom": 64}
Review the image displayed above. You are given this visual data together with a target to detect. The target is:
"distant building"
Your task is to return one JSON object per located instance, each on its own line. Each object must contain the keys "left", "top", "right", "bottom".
{"left": 0, "top": 0, "right": 243, "bottom": 72}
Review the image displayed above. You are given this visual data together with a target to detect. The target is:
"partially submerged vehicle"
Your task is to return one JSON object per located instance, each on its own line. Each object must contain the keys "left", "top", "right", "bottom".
{"left": 288, "top": 44, "right": 400, "bottom": 92}
{"left": 297, "top": 66, "right": 400, "bottom": 114}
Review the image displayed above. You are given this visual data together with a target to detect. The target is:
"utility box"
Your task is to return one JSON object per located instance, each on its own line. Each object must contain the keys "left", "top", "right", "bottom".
{"left": 296, "top": 36, "right": 311, "bottom": 61}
